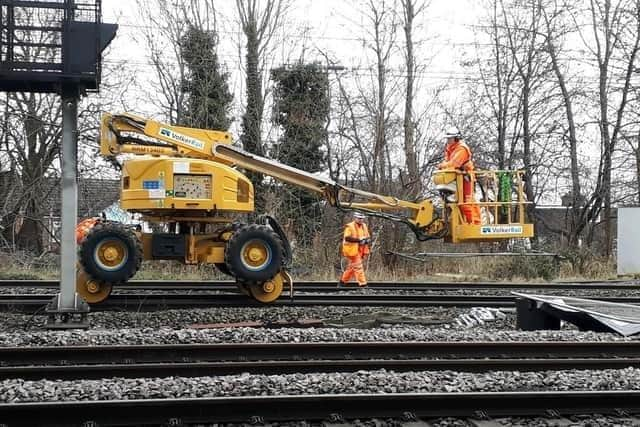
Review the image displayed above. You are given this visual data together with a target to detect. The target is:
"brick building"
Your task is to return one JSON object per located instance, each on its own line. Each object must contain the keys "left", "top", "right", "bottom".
{"left": 0, "top": 171, "right": 120, "bottom": 251}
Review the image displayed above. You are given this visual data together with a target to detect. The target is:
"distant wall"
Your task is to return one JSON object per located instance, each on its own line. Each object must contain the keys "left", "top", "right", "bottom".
{"left": 617, "top": 207, "right": 640, "bottom": 275}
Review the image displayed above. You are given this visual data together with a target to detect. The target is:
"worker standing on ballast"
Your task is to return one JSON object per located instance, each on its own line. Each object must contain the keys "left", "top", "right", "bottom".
{"left": 438, "top": 127, "right": 481, "bottom": 225}
{"left": 338, "top": 211, "right": 371, "bottom": 287}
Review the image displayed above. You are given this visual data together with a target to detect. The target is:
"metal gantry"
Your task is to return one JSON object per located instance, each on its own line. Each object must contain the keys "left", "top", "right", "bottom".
{"left": 0, "top": 0, "right": 116, "bottom": 328}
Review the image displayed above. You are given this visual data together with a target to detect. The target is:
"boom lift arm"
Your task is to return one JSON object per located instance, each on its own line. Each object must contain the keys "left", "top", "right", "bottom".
{"left": 100, "top": 113, "right": 446, "bottom": 240}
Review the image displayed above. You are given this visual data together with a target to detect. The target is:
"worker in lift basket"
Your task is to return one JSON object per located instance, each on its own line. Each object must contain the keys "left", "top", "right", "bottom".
{"left": 338, "top": 211, "right": 371, "bottom": 288}
{"left": 438, "top": 126, "right": 481, "bottom": 225}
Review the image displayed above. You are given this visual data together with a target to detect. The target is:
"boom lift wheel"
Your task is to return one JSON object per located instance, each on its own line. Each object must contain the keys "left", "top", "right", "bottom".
{"left": 249, "top": 272, "right": 286, "bottom": 303}
{"left": 79, "top": 222, "right": 142, "bottom": 284}
{"left": 225, "top": 224, "right": 284, "bottom": 284}
{"left": 76, "top": 265, "right": 112, "bottom": 303}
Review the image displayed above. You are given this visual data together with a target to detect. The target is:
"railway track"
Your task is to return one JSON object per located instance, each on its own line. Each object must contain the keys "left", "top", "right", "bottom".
{"left": 0, "top": 292, "right": 639, "bottom": 312}
{"left": 2, "top": 341, "right": 640, "bottom": 380}
{"left": 2, "top": 342, "right": 640, "bottom": 424}
{"left": 1, "top": 390, "right": 640, "bottom": 426}
{"left": 0, "top": 292, "right": 515, "bottom": 310}
{"left": 1, "top": 278, "right": 638, "bottom": 292}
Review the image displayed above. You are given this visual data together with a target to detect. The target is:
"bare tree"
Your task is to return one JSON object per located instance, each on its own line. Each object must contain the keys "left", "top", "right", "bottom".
{"left": 327, "top": 0, "right": 408, "bottom": 265}
{"left": 330, "top": 1, "right": 401, "bottom": 191}
{"left": 134, "top": 0, "right": 218, "bottom": 124}
{"left": 0, "top": 93, "right": 62, "bottom": 253}
{"left": 371, "top": 0, "right": 400, "bottom": 194}
{"left": 584, "top": 0, "right": 640, "bottom": 255}
{"left": 462, "top": 0, "right": 521, "bottom": 170}
{"left": 400, "top": 0, "right": 427, "bottom": 198}
{"left": 458, "top": 0, "right": 596, "bottom": 250}
{"left": 541, "top": 1, "right": 584, "bottom": 244}
{"left": 537, "top": 0, "right": 640, "bottom": 253}
{"left": 0, "top": 8, "right": 65, "bottom": 253}
{"left": 498, "top": 0, "right": 558, "bottom": 237}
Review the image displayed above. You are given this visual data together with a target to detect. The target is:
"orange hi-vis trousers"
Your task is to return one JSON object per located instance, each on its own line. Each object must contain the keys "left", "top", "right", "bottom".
{"left": 341, "top": 254, "right": 367, "bottom": 286}
{"left": 462, "top": 176, "right": 481, "bottom": 225}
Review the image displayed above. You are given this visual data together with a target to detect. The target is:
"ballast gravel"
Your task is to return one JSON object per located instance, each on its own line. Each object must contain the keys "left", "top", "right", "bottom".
{"left": 0, "top": 294, "right": 636, "bottom": 425}
{"left": 0, "top": 322, "right": 632, "bottom": 347}
{"left": 0, "top": 305, "right": 465, "bottom": 332}
{"left": 1, "top": 367, "right": 640, "bottom": 403}
{"left": 0, "top": 300, "right": 634, "bottom": 345}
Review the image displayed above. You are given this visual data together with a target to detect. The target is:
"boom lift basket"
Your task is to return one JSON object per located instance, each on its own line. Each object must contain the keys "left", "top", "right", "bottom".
{"left": 434, "top": 169, "right": 534, "bottom": 243}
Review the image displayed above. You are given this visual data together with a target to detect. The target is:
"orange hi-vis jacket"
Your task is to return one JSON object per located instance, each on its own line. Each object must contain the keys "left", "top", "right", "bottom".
{"left": 439, "top": 139, "right": 481, "bottom": 225}
{"left": 342, "top": 221, "right": 371, "bottom": 257}
{"left": 440, "top": 140, "right": 475, "bottom": 172}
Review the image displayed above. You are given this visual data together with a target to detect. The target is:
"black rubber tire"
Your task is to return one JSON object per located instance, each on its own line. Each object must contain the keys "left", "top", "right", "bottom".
{"left": 79, "top": 222, "right": 142, "bottom": 284}
{"left": 224, "top": 224, "right": 284, "bottom": 284}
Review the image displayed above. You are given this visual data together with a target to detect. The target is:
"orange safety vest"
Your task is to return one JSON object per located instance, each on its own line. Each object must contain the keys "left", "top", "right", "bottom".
{"left": 342, "top": 221, "right": 371, "bottom": 257}
{"left": 442, "top": 140, "right": 475, "bottom": 172}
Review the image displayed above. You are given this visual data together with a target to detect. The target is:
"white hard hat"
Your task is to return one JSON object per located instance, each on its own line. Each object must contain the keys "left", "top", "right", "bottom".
{"left": 353, "top": 211, "right": 366, "bottom": 219}
{"left": 444, "top": 126, "right": 461, "bottom": 139}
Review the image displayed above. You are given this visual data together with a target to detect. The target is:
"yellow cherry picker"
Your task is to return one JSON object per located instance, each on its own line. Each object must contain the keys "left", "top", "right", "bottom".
{"left": 75, "top": 112, "right": 534, "bottom": 304}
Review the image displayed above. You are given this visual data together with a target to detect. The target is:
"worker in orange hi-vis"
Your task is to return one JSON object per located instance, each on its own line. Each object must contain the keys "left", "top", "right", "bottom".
{"left": 438, "top": 127, "right": 481, "bottom": 225}
{"left": 75, "top": 217, "right": 100, "bottom": 244}
{"left": 338, "top": 211, "right": 371, "bottom": 287}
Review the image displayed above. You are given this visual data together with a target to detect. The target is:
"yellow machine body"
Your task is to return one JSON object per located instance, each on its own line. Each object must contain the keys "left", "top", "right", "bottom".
{"left": 120, "top": 157, "right": 254, "bottom": 214}
{"left": 138, "top": 232, "right": 226, "bottom": 264}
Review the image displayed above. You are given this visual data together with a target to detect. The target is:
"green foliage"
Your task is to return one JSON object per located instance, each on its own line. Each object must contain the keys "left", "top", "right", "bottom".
{"left": 180, "top": 25, "right": 233, "bottom": 131}
{"left": 497, "top": 171, "right": 512, "bottom": 220}
{"left": 271, "top": 62, "right": 329, "bottom": 172}
{"left": 239, "top": 24, "right": 265, "bottom": 209}
{"left": 270, "top": 63, "right": 330, "bottom": 245}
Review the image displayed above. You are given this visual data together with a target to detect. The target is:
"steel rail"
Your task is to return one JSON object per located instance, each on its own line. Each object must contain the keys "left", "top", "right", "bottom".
{"left": 3, "top": 358, "right": 640, "bottom": 381}
{"left": 0, "top": 293, "right": 543, "bottom": 311}
{"left": 0, "top": 279, "right": 638, "bottom": 291}
{"left": 1, "top": 293, "right": 640, "bottom": 312}
{"left": 5, "top": 341, "right": 640, "bottom": 364}
{"left": 1, "top": 391, "right": 639, "bottom": 426}
{"left": 2, "top": 341, "right": 640, "bottom": 380}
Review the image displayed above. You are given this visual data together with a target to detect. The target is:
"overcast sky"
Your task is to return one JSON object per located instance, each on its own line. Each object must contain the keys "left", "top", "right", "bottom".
{"left": 101, "top": 0, "right": 482, "bottom": 122}
{"left": 103, "top": 0, "right": 481, "bottom": 72}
